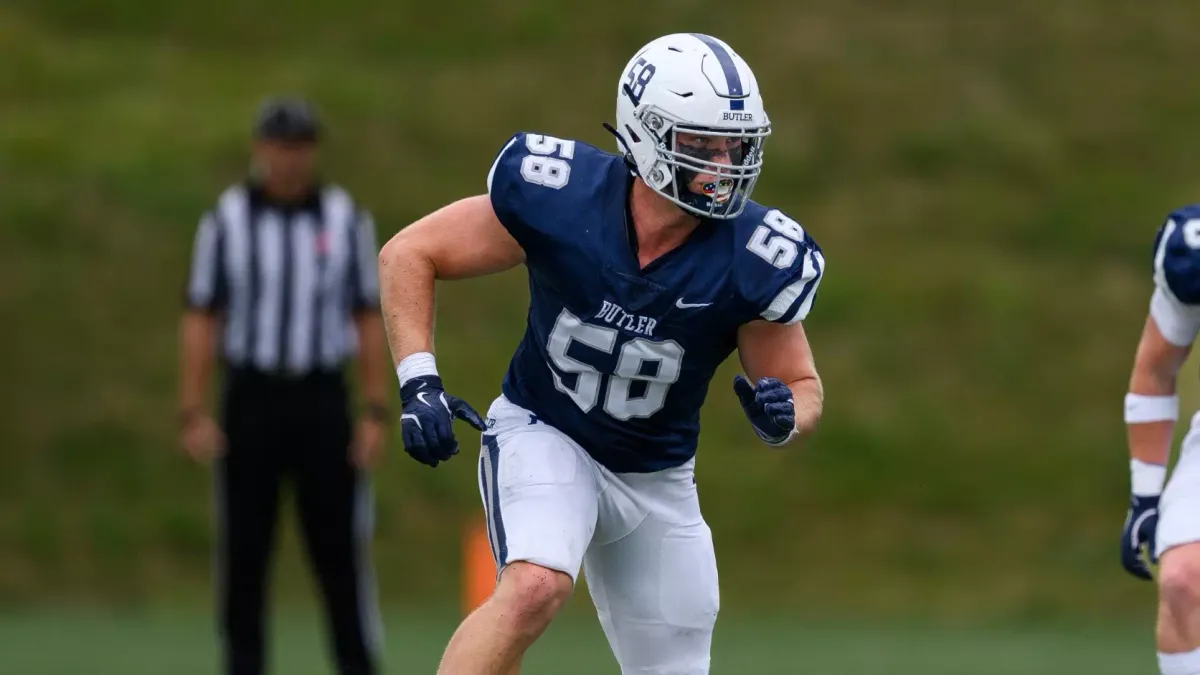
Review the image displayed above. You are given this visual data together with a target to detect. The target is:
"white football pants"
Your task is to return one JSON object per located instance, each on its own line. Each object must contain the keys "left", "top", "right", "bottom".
{"left": 476, "top": 394, "right": 719, "bottom": 675}
{"left": 1159, "top": 412, "right": 1200, "bottom": 558}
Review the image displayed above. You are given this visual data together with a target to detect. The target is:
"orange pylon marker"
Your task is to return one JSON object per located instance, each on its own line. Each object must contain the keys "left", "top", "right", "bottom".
{"left": 462, "top": 517, "right": 497, "bottom": 616}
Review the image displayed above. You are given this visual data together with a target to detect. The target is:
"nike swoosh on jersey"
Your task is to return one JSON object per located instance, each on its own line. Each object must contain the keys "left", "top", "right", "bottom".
{"left": 675, "top": 298, "right": 712, "bottom": 309}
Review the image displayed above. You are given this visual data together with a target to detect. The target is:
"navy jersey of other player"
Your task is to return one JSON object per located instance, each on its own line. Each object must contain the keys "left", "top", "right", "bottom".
{"left": 1154, "top": 204, "right": 1200, "bottom": 305}
{"left": 487, "top": 132, "right": 825, "bottom": 473}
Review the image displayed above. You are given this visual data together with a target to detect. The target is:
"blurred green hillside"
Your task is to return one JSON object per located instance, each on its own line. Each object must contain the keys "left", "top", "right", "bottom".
{"left": 3, "top": 0, "right": 1199, "bottom": 622}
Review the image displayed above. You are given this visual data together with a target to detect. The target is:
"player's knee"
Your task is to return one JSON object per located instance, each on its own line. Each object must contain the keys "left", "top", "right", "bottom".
{"left": 495, "top": 561, "right": 573, "bottom": 634}
{"left": 1159, "top": 546, "right": 1200, "bottom": 614}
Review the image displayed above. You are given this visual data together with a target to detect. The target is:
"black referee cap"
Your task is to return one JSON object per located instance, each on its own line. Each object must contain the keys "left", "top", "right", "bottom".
{"left": 252, "top": 96, "right": 321, "bottom": 143}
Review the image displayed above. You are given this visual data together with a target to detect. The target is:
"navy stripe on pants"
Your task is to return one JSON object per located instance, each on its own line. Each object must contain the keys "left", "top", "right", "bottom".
{"left": 480, "top": 434, "right": 509, "bottom": 568}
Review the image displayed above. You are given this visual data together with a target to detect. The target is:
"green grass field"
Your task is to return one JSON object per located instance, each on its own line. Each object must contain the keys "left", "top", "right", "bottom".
{"left": 3, "top": 3, "right": 1198, "bottom": 671}
{"left": 0, "top": 607, "right": 1158, "bottom": 675}
{"left": 8, "top": 0, "right": 1200, "bottom": 641}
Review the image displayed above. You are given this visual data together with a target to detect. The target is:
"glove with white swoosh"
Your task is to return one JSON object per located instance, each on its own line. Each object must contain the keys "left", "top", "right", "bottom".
{"left": 1121, "top": 494, "right": 1160, "bottom": 581}
{"left": 733, "top": 374, "right": 796, "bottom": 446}
{"left": 399, "top": 375, "right": 486, "bottom": 467}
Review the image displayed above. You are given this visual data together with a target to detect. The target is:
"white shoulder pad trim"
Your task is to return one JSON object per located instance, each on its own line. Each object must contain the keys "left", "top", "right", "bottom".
{"left": 1152, "top": 217, "right": 1178, "bottom": 296}
{"left": 760, "top": 249, "right": 824, "bottom": 324}
{"left": 486, "top": 136, "right": 519, "bottom": 194}
{"left": 1150, "top": 286, "right": 1200, "bottom": 347}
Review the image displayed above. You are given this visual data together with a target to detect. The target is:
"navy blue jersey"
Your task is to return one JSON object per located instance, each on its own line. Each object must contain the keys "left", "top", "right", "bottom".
{"left": 486, "top": 131, "right": 825, "bottom": 473}
{"left": 1154, "top": 204, "right": 1200, "bottom": 305}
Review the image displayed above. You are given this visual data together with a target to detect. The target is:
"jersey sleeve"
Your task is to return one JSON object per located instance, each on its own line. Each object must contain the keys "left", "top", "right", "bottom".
{"left": 1150, "top": 211, "right": 1200, "bottom": 346}
{"left": 737, "top": 210, "right": 826, "bottom": 325}
{"left": 485, "top": 131, "right": 552, "bottom": 260}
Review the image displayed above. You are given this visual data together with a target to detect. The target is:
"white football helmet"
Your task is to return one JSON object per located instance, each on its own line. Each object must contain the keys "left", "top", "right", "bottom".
{"left": 612, "top": 33, "right": 771, "bottom": 219}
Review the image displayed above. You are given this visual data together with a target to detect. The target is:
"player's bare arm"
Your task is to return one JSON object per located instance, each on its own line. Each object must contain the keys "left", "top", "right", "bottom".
{"left": 1128, "top": 314, "right": 1191, "bottom": 469}
{"left": 1120, "top": 219, "right": 1200, "bottom": 583}
{"left": 377, "top": 194, "right": 525, "bottom": 362}
{"left": 736, "top": 319, "right": 822, "bottom": 439}
{"left": 376, "top": 195, "right": 518, "bottom": 469}
{"left": 1120, "top": 305, "right": 1194, "bottom": 584}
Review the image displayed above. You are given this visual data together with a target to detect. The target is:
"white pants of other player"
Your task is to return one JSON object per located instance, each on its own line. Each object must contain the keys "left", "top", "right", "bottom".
{"left": 1158, "top": 412, "right": 1200, "bottom": 560}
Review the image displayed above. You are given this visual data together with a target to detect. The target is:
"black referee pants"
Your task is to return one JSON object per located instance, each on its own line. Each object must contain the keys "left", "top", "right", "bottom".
{"left": 215, "top": 368, "right": 380, "bottom": 675}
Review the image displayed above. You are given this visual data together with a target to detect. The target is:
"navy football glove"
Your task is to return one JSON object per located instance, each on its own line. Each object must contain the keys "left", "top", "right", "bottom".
{"left": 1120, "top": 494, "right": 1160, "bottom": 581}
{"left": 399, "top": 375, "right": 486, "bottom": 467}
{"left": 733, "top": 374, "right": 796, "bottom": 446}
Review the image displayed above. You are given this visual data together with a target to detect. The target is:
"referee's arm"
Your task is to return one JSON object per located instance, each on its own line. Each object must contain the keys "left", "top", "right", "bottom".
{"left": 178, "top": 211, "right": 226, "bottom": 462}
{"left": 348, "top": 209, "right": 389, "bottom": 467}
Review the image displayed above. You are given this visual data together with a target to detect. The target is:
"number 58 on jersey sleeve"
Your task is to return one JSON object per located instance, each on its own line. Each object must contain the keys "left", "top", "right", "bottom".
{"left": 485, "top": 131, "right": 581, "bottom": 262}
{"left": 736, "top": 207, "right": 826, "bottom": 326}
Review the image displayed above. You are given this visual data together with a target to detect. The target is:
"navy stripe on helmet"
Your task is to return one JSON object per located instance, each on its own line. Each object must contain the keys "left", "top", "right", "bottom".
{"left": 691, "top": 33, "right": 744, "bottom": 98}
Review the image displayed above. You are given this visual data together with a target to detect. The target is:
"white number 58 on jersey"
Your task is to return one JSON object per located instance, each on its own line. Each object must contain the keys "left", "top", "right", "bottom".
{"left": 747, "top": 210, "right": 805, "bottom": 269}
{"left": 520, "top": 134, "right": 576, "bottom": 190}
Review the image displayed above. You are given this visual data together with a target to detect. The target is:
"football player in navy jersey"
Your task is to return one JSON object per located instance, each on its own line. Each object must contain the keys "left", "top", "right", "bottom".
{"left": 379, "top": 33, "right": 826, "bottom": 674}
{"left": 1122, "top": 207, "right": 1200, "bottom": 675}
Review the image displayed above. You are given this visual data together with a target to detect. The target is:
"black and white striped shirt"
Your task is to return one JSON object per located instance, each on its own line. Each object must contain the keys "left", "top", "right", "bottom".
{"left": 184, "top": 181, "right": 381, "bottom": 375}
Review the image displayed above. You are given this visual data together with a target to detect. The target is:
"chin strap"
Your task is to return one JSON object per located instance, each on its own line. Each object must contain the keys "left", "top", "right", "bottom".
{"left": 602, "top": 122, "right": 640, "bottom": 174}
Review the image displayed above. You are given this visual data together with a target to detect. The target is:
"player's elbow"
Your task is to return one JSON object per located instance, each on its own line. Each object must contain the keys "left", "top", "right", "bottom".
{"left": 1129, "top": 316, "right": 1191, "bottom": 394}
{"left": 379, "top": 225, "right": 414, "bottom": 266}
{"left": 378, "top": 229, "right": 405, "bottom": 270}
{"left": 1130, "top": 340, "right": 1186, "bottom": 396}
{"left": 379, "top": 225, "right": 434, "bottom": 279}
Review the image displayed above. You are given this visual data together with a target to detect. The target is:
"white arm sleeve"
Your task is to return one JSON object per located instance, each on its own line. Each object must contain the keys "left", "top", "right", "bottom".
{"left": 1150, "top": 286, "right": 1200, "bottom": 347}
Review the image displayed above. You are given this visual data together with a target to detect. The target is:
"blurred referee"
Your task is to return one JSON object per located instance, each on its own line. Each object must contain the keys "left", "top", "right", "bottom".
{"left": 178, "top": 96, "right": 387, "bottom": 675}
